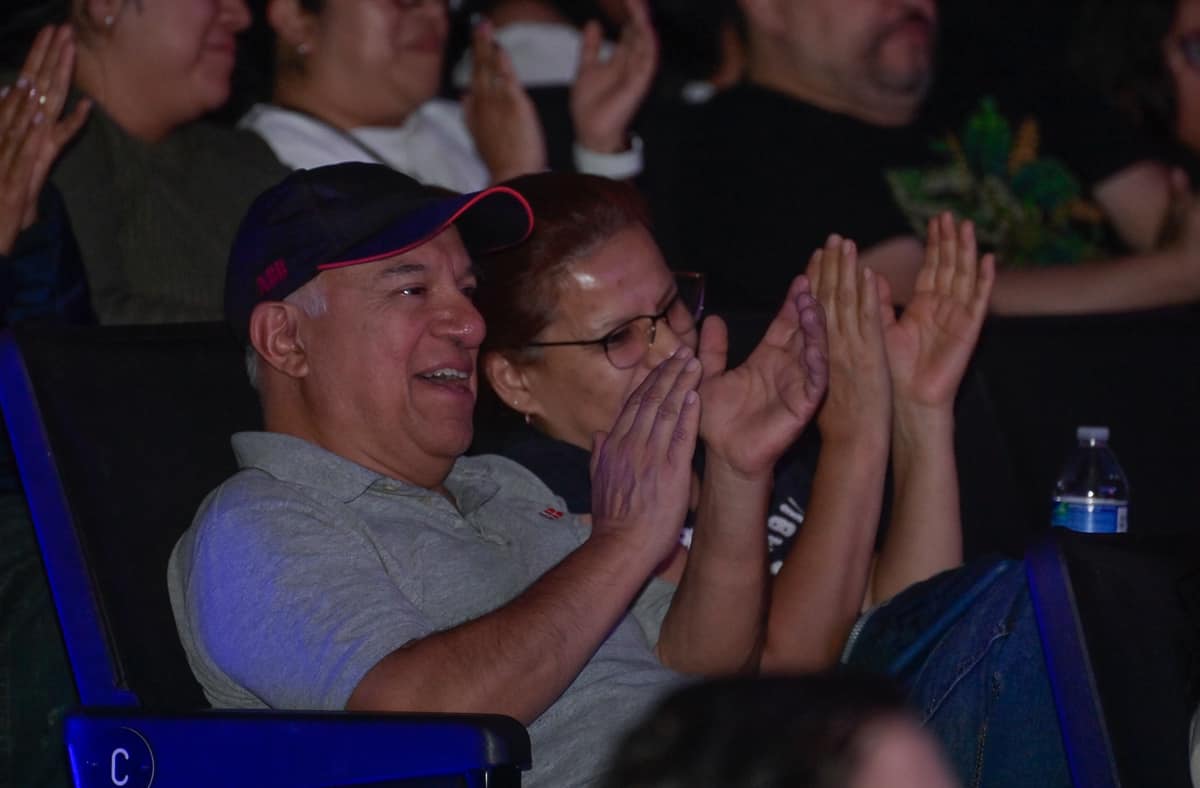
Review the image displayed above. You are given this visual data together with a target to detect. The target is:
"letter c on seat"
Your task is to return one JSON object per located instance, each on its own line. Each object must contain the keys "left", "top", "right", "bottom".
{"left": 111, "top": 747, "right": 130, "bottom": 786}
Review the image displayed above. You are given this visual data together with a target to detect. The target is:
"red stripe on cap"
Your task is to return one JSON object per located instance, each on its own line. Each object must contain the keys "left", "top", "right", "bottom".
{"left": 316, "top": 186, "right": 534, "bottom": 271}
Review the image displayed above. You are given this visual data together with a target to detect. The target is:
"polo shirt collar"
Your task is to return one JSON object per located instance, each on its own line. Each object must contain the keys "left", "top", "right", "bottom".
{"left": 230, "top": 431, "right": 499, "bottom": 514}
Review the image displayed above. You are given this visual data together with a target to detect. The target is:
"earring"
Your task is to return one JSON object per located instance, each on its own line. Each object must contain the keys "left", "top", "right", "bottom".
{"left": 296, "top": 41, "right": 311, "bottom": 56}
{"left": 524, "top": 412, "right": 532, "bottom": 426}
{"left": 103, "top": 14, "right": 114, "bottom": 26}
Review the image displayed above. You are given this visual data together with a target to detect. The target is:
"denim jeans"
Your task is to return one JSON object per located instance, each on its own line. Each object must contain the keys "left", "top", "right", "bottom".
{"left": 843, "top": 558, "right": 1071, "bottom": 788}
{"left": 0, "top": 490, "right": 74, "bottom": 788}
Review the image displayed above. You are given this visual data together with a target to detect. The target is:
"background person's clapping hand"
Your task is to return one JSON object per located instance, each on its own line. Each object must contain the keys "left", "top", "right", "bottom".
{"left": 570, "top": 0, "right": 658, "bottom": 154}
{"left": 0, "top": 25, "right": 90, "bottom": 256}
{"left": 462, "top": 19, "right": 548, "bottom": 183}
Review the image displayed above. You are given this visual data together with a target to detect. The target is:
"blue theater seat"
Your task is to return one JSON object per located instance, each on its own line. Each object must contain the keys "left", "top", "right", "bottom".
{"left": 0, "top": 323, "right": 531, "bottom": 788}
{"left": 1027, "top": 530, "right": 1200, "bottom": 788}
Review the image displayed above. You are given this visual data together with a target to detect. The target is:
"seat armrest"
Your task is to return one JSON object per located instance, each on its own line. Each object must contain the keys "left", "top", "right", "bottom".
{"left": 67, "top": 707, "right": 530, "bottom": 788}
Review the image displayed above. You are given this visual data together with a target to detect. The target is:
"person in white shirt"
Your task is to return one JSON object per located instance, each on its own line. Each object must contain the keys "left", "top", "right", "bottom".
{"left": 449, "top": 0, "right": 620, "bottom": 90}
{"left": 450, "top": 0, "right": 744, "bottom": 105}
{"left": 243, "top": 0, "right": 655, "bottom": 191}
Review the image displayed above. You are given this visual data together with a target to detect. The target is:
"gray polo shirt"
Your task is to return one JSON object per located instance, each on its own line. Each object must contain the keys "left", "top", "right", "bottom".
{"left": 168, "top": 432, "right": 683, "bottom": 786}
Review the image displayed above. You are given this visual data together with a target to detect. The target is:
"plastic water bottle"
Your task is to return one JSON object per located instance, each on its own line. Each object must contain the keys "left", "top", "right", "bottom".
{"left": 1051, "top": 426, "right": 1130, "bottom": 533}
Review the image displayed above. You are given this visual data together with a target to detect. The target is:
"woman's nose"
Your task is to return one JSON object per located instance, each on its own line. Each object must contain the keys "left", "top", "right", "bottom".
{"left": 645, "top": 318, "right": 687, "bottom": 366}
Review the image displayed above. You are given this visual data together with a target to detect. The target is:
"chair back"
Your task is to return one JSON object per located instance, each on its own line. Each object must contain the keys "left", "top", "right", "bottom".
{"left": 0, "top": 323, "right": 260, "bottom": 710}
{"left": 1028, "top": 530, "right": 1200, "bottom": 788}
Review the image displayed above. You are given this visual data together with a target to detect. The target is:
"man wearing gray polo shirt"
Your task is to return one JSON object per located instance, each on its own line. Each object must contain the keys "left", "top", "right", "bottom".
{"left": 167, "top": 162, "right": 827, "bottom": 786}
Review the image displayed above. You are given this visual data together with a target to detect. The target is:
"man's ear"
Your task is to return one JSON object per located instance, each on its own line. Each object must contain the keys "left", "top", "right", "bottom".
{"left": 249, "top": 301, "right": 310, "bottom": 380}
{"left": 482, "top": 351, "right": 540, "bottom": 420}
{"left": 267, "top": 0, "right": 319, "bottom": 52}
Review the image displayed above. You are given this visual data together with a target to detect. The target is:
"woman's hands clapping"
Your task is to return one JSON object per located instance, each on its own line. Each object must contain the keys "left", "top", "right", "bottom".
{"left": 1, "top": 25, "right": 90, "bottom": 255}
{"left": 589, "top": 347, "right": 701, "bottom": 566}
{"left": 697, "top": 275, "right": 828, "bottom": 478}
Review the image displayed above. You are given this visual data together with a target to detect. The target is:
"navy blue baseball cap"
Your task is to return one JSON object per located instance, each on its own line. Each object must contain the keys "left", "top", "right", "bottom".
{"left": 225, "top": 162, "right": 534, "bottom": 342}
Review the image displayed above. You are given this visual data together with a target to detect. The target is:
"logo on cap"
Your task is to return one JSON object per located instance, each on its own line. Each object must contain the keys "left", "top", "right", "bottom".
{"left": 256, "top": 259, "right": 289, "bottom": 296}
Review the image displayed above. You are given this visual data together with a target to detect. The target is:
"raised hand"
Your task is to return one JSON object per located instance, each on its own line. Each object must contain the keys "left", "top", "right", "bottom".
{"left": 461, "top": 20, "right": 547, "bottom": 183}
{"left": 807, "top": 235, "right": 893, "bottom": 445}
{"left": 697, "top": 275, "right": 828, "bottom": 478}
{"left": 570, "top": 0, "right": 657, "bottom": 154}
{"left": 1155, "top": 168, "right": 1195, "bottom": 249}
{"left": 881, "top": 212, "right": 995, "bottom": 410}
{"left": 589, "top": 347, "right": 701, "bottom": 564}
{"left": 0, "top": 25, "right": 91, "bottom": 255}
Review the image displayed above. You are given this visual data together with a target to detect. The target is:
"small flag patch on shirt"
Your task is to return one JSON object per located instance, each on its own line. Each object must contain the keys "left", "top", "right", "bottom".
{"left": 540, "top": 507, "right": 565, "bottom": 520}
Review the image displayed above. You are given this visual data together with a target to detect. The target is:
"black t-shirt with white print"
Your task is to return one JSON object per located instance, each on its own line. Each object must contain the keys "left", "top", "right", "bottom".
{"left": 497, "top": 422, "right": 817, "bottom": 575}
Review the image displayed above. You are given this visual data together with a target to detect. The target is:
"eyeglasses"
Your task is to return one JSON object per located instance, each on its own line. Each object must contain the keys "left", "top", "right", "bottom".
{"left": 524, "top": 272, "right": 706, "bottom": 370}
{"left": 1179, "top": 32, "right": 1200, "bottom": 71}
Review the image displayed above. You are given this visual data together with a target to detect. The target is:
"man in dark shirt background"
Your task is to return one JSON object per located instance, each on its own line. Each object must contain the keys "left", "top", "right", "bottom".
{"left": 646, "top": 0, "right": 934, "bottom": 313}
{"left": 644, "top": 0, "right": 1183, "bottom": 316}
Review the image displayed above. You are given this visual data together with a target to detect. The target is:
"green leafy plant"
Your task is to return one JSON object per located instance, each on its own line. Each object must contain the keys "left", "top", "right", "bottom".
{"left": 887, "top": 98, "right": 1107, "bottom": 267}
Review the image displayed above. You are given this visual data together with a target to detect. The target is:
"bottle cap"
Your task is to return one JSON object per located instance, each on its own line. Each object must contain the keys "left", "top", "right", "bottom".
{"left": 1076, "top": 425, "right": 1109, "bottom": 441}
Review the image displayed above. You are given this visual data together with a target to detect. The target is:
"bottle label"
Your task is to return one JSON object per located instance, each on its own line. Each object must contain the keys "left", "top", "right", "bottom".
{"left": 1051, "top": 496, "right": 1128, "bottom": 533}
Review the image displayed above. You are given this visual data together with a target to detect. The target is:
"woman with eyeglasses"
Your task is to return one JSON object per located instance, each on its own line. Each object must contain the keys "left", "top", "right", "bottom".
{"left": 1166, "top": 0, "right": 1200, "bottom": 164}
{"left": 475, "top": 171, "right": 993, "bottom": 670}
{"left": 474, "top": 174, "right": 1082, "bottom": 787}
{"left": 1074, "top": 0, "right": 1200, "bottom": 169}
